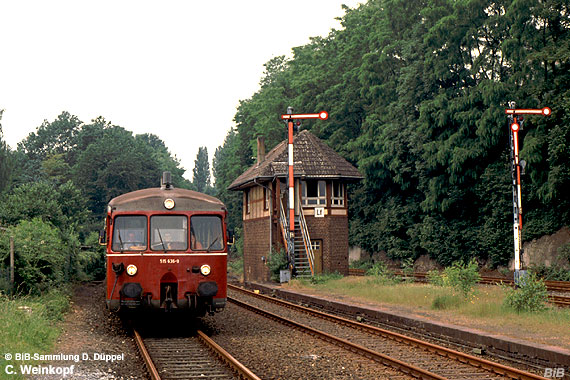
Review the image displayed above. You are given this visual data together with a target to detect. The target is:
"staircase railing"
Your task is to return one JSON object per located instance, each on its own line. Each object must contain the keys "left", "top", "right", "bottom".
{"left": 279, "top": 198, "right": 294, "bottom": 268}
{"left": 296, "top": 191, "right": 315, "bottom": 276}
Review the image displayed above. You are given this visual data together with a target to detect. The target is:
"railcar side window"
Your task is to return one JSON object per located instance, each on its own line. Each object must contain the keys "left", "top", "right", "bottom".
{"left": 150, "top": 215, "right": 188, "bottom": 251}
{"left": 113, "top": 216, "right": 147, "bottom": 251}
{"left": 191, "top": 216, "right": 224, "bottom": 251}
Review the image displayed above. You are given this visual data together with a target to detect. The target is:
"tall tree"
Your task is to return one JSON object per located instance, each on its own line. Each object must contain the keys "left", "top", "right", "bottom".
{"left": 136, "top": 133, "right": 192, "bottom": 189}
{"left": 72, "top": 124, "right": 161, "bottom": 214}
{"left": 192, "top": 146, "right": 211, "bottom": 193}
{"left": 212, "top": 0, "right": 570, "bottom": 268}
{"left": 213, "top": 129, "right": 244, "bottom": 232}
{"left": 0, "top": 109, "right": 13, "bottom": 194}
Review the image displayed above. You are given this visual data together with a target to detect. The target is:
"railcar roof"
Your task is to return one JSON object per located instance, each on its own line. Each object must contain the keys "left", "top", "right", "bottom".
{"left": 108, "top": 187, "right": 225, "bottom": 212}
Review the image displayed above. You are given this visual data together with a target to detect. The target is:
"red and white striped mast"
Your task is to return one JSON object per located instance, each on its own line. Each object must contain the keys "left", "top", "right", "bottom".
{"left": 280, "top": 108, "right": 329, "bottom": 234}
{"left": 504, "top": 103, "right": 551, "bottom": 283}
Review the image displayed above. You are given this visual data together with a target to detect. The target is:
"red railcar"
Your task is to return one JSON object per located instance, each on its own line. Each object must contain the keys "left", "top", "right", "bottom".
{"left": 103, "top": 173, "right": 227, "bottom": 315}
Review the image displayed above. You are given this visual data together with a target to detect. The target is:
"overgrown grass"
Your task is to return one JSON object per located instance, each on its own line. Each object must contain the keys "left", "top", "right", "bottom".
{"left": 0, "top": 288, "right": 71, "bottom": 380}
{"left": 227, "top": 257, "right": 244, "bottom": 278}
{"left": 297, "top": 272, "right": 343, "bottom": 285}
{"left": 287, "top": 276, "right": 570, "bottom": 347}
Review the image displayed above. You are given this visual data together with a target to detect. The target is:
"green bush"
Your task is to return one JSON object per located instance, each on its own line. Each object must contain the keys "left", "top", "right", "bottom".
{"left": 0, "top": 218, "right": 67, "bottom": 294}
{"left": 528, "top": 264, "right": 570, "bottom": 281}
{"left": 77, "top": 231, "right": 106, "bottom": 281}
{"left": 366, "top": 261, "right": 399, "bottom": 285}
{"left": 401, "top": 257, "right": 415, "bottom": 282}
{"left": 503, "top": 273, "right": 548, "bottom": 312}
{"left": 349, "top": 258, "right": 375, "bottom": 270}
{"left": 443, "top": 259, "right": 481, "bottom": 297}
{"left": 268, "top": 249, "right": 289, "bottom": 282}
{"left": 227, "top": 257, "right": 244, "bottom": 277}
{"left": 427, "top": 269, "right": 444, "bottom": 286}
{"left": 366, "top": 261, "right": 388, "bottom": 276}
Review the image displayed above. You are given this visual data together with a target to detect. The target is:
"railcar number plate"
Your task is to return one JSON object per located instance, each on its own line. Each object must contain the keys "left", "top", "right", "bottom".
{"left": 159, "top": 259, "right": 180, "bottom": 264}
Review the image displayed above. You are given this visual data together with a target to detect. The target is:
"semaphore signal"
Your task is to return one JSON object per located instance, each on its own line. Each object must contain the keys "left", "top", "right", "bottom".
{"left": 505, "top": 102, "right": 551, "bottom": 284}
{"left": 281, "top": 111, "right": 329, "bottom": 120}
{"left": 505, "top": 107, "right": 551, "bottom": 116}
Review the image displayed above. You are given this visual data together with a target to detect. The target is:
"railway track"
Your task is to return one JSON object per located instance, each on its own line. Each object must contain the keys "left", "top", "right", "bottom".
{"left": 133, "top": 328, "right": 261, "bottom": 380}
{"left": 348, "top": 268, "right": 570, "bottom": 307}
{"left": 228, "top": 284, "right": 549, "bottom": 380}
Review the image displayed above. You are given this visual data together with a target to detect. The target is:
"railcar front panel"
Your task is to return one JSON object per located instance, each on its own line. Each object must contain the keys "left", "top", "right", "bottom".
{"left": 106, "top": 253, "right": 227, "bottom": 313}
{"left": 103, "top": 179, "right": 228, "bottom": 315}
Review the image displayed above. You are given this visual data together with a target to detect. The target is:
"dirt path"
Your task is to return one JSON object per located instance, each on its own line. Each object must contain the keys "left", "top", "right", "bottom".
{"left": 29, "top": 282, "right": 146, "bottom": 380}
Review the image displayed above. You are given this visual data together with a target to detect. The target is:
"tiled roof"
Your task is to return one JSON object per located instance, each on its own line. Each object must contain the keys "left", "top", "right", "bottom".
{"left": 228, "top": 130, "right": 363, "bottom": 190}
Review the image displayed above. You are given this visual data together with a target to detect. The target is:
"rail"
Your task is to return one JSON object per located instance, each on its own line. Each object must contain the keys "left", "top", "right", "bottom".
{"left": 228, "top": 295, "right": 446, "bottom": 380}
{"left": 133, "top": 328, "right": 261, "bottom": 380}
{"left": 296, "top": 191, "right": 315, "bottom": 276}
{"left": 229, "top": 285, "right": 550, "bottom": 380}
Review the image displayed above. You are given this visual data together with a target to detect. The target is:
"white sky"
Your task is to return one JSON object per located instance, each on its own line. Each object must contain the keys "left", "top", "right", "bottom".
{"left": 0, "top": 0, "right": 362, "bottom": 181}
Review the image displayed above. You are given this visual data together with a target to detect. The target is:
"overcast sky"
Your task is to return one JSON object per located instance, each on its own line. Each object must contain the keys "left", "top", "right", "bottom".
{"left": 0, "top": 0, "right": 362, "bottom": 181}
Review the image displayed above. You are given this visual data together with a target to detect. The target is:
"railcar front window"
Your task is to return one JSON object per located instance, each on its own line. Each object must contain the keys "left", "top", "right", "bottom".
{"left": 150, "top": 215, "right": 188, "bottom": 251}
{"left": 113, "top": 215, "right": 147, "bottom": 251}
{"left": 191, "top": 216, "right": 224, "bottom": 251}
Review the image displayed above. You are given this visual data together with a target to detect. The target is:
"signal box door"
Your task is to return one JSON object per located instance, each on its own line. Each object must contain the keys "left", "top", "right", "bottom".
{"left": 311, "top": 239, "right": 323, "bottom": 274}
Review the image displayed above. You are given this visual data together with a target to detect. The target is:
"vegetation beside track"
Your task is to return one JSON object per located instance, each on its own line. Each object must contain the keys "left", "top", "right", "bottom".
{"left": 288, "top": 275, "right": 570, "bottom": 349}
{"left": 0, "top": 288, "right": 71, "bottom": 380}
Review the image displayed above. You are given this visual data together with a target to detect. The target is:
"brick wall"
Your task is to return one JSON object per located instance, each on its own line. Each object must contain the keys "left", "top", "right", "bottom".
{"left": 305, "top": 215, "right": 349, "bottom": 275}
{"left": 244, "top": 214, "right": 349, "bottom": 281}
{"left": 243, "top": 217, "right": 271, "bottom": 282}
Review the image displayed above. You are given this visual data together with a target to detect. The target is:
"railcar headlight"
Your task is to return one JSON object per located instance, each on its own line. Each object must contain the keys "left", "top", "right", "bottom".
{"left": 200, "top": 264, "right": 211, "bottom": 276}
{"left": 126, "top": 264, "right": 138, "bottom": 276}
{"left": 164, "top": 198, "right": 175, "bottom": 210}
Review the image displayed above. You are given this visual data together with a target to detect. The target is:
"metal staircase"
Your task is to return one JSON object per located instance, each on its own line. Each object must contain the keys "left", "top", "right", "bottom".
{"left": 293, "top": 218, "right": 312, "bottom": 277}
{"left": 279, "top": 195, "right": 314, "bottom": 278}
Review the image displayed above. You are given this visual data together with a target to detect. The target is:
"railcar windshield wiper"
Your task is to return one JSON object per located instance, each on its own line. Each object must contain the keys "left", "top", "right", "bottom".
{"left": 207, "top": 236, "right": 220, "bottom": 252}
{"left": 117, "top": 229, "right": 124, "bottom": 253}
{"left": 156, "top": 228, "right": 167, "bottom": 252}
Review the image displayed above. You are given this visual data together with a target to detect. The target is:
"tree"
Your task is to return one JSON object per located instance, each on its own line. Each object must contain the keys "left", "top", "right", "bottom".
{"left": 213, "top": 0, "right": 570, "bottom": 268}
{"left": 135, "top": 133, "right": 192, "bottom": 189}
{"left": 0, "top": 218, "right": 66, "bottom": 294}
{"left": 0, "top": 109, "right": 13, "bottom": 194}
{"left": 72, "top": 125, "right": 161, "bottom": 214}
{"left": 192, "top": 146, "right": 211, "bottom": 193}
{"left": 0, "top": 181, "right": 88, "bottom": 232}
{"left": 213, "top": 129, "right": 245, "bottom": 233}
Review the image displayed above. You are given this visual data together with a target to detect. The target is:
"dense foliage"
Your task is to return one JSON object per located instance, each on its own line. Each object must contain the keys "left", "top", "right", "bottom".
{"left": 0, "top": 113, "right": 193, "bottom": 294}
{"left": 1, "top": 0, "right": 569, "bottom": 295}
{"left": 213, "top": 0, "right": 570, "bottom": 267}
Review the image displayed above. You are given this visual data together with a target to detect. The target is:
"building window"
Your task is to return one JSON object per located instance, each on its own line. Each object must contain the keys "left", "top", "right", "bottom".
{"left": 245, "top": 189, "right": 250, "bottom": 214}
{"left": 332, "top": 182, "right": 345, "bottom": 207}
{"left": 301, "top": 180, "right": 326, "bottom": 206}
{"left": 310, "top": 240, "right": 321, "bottom": 251}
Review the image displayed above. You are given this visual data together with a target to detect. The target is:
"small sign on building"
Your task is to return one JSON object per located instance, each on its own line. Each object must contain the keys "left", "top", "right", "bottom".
{"left": 314, "top": 207, "right": 325, "bottom": 218}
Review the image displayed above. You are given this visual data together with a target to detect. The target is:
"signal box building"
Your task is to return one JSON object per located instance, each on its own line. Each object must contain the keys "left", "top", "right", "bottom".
{"left": 228, "top": 130, "right": 363, "bottom": 282}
